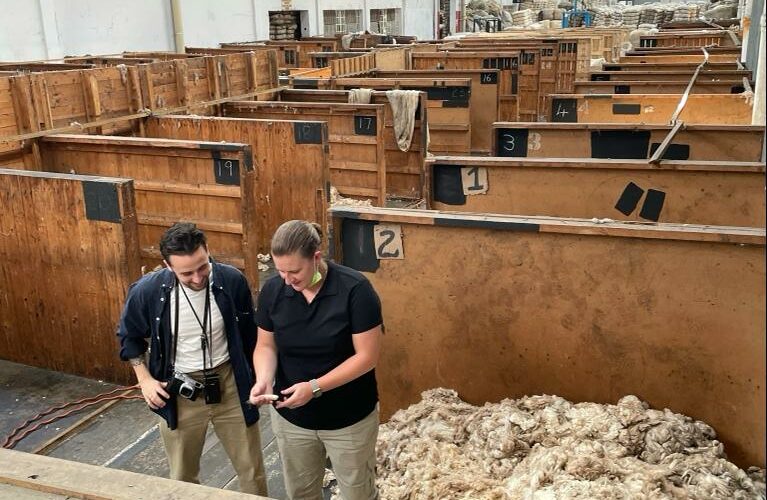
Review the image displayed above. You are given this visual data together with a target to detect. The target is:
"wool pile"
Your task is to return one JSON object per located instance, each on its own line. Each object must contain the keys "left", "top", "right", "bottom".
{"left": 372, "top": 389, "right": 765, "bottom": 499}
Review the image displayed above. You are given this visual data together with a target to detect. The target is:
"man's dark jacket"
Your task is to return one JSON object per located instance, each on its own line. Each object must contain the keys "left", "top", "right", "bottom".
{"left": 117, "top": 261, "right": 259, "bottom": 429}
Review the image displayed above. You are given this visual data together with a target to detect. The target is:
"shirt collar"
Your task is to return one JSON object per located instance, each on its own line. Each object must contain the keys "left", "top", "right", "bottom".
{"left": 283, "top": 261, "right": 338, "bottom": 298}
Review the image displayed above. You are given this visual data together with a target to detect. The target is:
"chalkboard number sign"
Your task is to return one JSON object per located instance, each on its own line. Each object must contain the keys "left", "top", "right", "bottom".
{"left": 374, "top": 224, "right": 404, "bottom": 260}
{"left": 294, "top": 122, "right": 323, "bottom": 144}
{"left": 496, "top": 128, "right": 528, "bottom": 157}
{"left": 354, "top": 115, "right": 377, "bottom": 135}
{"left": 480, "top": 72, "right": 498, "bottom": 84}
{"left": 213, "top": 158, "right": 240, "bottom": 186}
{"left": 551, "top": 98, "right": 577, "bottom": 123}
{"left": 461, "top": 167, "right": 488, "bottom": 195}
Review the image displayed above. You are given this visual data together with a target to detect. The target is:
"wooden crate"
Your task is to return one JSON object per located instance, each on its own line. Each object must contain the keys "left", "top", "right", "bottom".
{"left": 491, "top": 122, "right": 766, "bottom": 162}
{"left": 329, "top": 206, "right": 766, "bottom": 469}
{"left": 0, "top": 168, "right": 141, "bottom": 384}
{"left": 37, "top": 134, "right": 259, "bottom": 290}
{"left": 425, "top": 156, "right": 765, "bottom": 226}
{"left": 144, "top": 115, "right": 330, "bottom": 254}
{"left": 272, "top": 89, "right": 427, "bottom": 199}
{"left": 548, "top": 94, "right": 754, "bottom": 124}
{"left": 223, "top": 100, "right": 386, "bottom": 205}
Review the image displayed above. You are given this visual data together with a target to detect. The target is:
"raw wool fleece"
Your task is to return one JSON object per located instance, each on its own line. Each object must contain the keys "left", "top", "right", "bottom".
{"left": 372, "top": 389, "right": 765, "bottom": 500}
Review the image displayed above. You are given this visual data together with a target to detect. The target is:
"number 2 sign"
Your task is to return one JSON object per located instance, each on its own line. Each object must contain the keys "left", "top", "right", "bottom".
{"left": 373, "top": 224, "right": 404, "bottom": 260}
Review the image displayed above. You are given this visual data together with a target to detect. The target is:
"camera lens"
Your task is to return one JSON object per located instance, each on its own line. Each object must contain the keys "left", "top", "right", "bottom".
{"left": 179, "top": 384, "right": 193, "bottom": 398}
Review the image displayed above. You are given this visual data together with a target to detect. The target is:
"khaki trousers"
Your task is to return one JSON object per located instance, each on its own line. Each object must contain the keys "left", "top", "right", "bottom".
{"left": 271, "top": 406, "right": 379, "bottom": 500}
{"left": 158, "top": 361, "right": 268, "bottom": 496}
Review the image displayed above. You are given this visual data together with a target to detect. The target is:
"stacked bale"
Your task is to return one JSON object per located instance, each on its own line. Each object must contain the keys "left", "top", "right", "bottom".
{"left": 269, "top": 12, "right": 298, "bottom": 41}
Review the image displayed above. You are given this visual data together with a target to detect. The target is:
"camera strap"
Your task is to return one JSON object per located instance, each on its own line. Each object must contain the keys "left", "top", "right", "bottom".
{"left": 179, "top": 281, "right": 213, "bottom": 372}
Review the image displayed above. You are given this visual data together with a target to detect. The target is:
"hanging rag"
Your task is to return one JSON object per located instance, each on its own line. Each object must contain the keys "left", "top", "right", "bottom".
{"left": 385, "top": 90, "right": 420, "bottom": 152}
{"left": 348, "top": 88, "right": 374, "bottom": 104}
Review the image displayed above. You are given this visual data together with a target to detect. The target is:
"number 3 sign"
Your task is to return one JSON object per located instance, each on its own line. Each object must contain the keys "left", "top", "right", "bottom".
{"left": 373, "top": 224, "right": 404, "bottom": 260}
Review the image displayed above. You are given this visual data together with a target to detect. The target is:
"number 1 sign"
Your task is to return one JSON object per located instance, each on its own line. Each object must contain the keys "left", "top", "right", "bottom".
{"left": 461, "top": 167, "right": 488, "bottom": 195}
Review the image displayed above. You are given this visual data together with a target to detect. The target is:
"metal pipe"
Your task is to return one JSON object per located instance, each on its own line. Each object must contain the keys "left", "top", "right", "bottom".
{"left": 170, "top": 0, "right": 185, "bottom": 53}
{"left": 740, "top": 0, "right": 753, "bottom": 63}
{"left": 752, "top": 9, "right": 766, "bottom": 125}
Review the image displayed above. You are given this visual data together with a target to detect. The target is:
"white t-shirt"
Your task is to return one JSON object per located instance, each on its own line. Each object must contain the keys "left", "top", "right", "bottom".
{"left": 170, "top": 266, "right": 229, "bottom": 373}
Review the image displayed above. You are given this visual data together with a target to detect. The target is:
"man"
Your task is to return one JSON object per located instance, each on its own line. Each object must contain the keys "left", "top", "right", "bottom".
{"left": 117, "top": 222, "right": 267, "bottom": 495}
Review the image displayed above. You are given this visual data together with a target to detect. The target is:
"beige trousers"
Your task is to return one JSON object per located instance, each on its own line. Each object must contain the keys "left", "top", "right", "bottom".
{"left": 158, "top": 361, "right": 268, "bottom": 496}
{"left": 271, "top": 406, "right": 379, "bottom": 500}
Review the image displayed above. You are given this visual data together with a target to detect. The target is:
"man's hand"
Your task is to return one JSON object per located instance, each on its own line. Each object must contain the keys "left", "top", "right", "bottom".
{"left": 275, "top": 382, "right": 313, "bottom": 410}
{"left": 139, "top": 378, "right": 170, "bottom": 409}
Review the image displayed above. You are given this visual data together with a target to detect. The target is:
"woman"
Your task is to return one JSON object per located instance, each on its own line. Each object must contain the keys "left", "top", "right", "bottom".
{"left": 250, "top": 220, "right": 383, "bottom": 500}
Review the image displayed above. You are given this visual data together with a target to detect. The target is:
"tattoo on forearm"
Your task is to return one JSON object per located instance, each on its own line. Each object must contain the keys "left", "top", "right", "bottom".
{"left": 129, "top": 357, "right": 145, "bottom": 367}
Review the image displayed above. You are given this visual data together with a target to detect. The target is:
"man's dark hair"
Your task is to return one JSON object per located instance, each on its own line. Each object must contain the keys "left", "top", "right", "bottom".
{"left": 159, "top": 222, "right": 207, "bottom": 261}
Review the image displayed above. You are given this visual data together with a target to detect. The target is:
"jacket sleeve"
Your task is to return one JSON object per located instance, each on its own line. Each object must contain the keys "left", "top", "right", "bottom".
{"left": 117, "top": 281, "right": 151, "bottom": 361}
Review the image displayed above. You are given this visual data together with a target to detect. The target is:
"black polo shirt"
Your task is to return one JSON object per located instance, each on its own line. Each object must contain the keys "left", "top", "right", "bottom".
{"left": 255, "top": 261, "right": 382, "bottom": 430}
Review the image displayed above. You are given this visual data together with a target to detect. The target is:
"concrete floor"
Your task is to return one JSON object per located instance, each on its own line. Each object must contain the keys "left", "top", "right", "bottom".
{"left": 0, "top": 359, "right": 298, "bottom": 498}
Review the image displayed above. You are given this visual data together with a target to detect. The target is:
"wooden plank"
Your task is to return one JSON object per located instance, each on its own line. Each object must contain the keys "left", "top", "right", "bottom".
{"left": 0, "top": 169, "right": 141, "bottom": 384}
{"left": 574, "top": 80, "right": 749, "bottom": 94}
{"left": 144, "top": 115, "right": 330, "bottom": 254}
{"left": 0, "top": 448, "right": 273, "bottom": 499}
{"left": 330, "top": 206, "right": 765, "bottom": 468}
{"left": 426, "top": 156, "right": 766, "bottom": 226}
{"left": 491, "top": 122, "right": 765, "bottom": 161}
{"left": 548, "top": 94, "right": 754, "bottom": 124}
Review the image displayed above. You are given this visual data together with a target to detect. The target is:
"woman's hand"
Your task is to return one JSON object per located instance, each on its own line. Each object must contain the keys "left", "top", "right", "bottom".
{"left": 275, "top": 381, "right": 313, "bottom": 410}
{"left": 249, "top": 379, "right": 277, "bottom": 406}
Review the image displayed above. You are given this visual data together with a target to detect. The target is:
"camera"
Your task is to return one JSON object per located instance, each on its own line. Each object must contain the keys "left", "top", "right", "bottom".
{"left": 203, "top": 372, "right": 221, "bottom": 405}
{"left": 166, "top": 372, "right": 204, "bottom": 401}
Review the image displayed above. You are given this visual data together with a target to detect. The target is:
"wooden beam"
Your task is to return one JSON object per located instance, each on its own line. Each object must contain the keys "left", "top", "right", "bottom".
{"left": 649, "top": 120, "right": 685, "bottom": 164}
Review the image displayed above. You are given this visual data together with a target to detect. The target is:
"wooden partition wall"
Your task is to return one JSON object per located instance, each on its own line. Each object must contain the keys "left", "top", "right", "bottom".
{"left": 412, "top": 51, "right": 521, "bottom": 121}
{"left": 491, "top": 123, "right": 765, "bottom": 161}
{"left": 372, "top": 69, "right": 500, "bottom": 154}
{"left": 269, "top": 89, "right": 428, "bottom": 200}
{"left": 330, "top": 206, "right": 766, "bottom": 469}
{"left": 589, "top": 69, "right": 751, "bottom": 82}
{"left": 143, "top": 115, "right": 330, "bottom": 253}
{"left": 332, "top": 77, "right": 473, "bottom": 155}
{"left": 0, "top": 169, "right": 141, "bottom": 384}
{"left": 425, "top": 157, "right": 766, "bottom": 226}
{"left": 36, "top": 134, "right": 259, "bottom": 290}
{"left": 573, "top": 80, "right": 748, "bottom": 95}
{"left": 223, "top": 100, "right": 386, "bottom": 205}
{"left": 548, "top": 94, "right": 754, "bottom": 124}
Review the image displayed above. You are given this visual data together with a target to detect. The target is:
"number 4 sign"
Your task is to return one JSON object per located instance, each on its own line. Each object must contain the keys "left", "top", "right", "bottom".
{"left": 460, "top": 167, "right": 488, "bottom": 195}
{"left": 373, "top": 224, "right": 404, "bottom": 260}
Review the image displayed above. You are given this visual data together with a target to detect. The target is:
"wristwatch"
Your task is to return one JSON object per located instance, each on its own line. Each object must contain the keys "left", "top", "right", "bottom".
{"left": 309, "top": 379, "right": 322, "bottom": 399}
